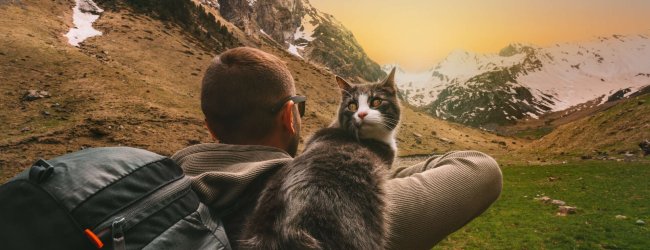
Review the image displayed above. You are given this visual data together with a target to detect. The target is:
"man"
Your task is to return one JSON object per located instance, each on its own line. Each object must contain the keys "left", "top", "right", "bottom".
{"left": 172, "top": 47, "right": 502, "bottom": 250}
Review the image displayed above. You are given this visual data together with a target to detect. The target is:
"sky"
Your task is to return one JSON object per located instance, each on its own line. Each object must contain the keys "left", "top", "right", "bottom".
{"left": 309, "top": 0, "right": 650, "bottom": 71}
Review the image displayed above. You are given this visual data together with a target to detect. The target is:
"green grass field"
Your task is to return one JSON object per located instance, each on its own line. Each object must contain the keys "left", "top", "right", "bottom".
{"left": 434, "top": 161, "right": 650, "bottom": 249}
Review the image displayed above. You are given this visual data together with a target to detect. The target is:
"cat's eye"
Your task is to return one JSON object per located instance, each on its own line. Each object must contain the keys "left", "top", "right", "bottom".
{"left": 371, "top": 98, "right": 383, "bottom": 108}
{"left": 348, "top": 103, "right": 358, "bottom": 112}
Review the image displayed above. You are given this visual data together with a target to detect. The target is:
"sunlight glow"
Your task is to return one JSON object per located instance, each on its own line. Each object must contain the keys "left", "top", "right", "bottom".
{"left": 310, "top": 0, "right": 650, "bottom": 71}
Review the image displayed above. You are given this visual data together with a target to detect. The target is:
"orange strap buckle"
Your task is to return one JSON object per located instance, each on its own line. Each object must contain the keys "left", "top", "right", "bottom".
{"left": 84, "top": 229, "right": 104, "bottom": 249}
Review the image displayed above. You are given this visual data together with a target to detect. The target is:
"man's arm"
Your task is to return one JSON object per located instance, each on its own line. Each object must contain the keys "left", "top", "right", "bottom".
{"left": 385, "top": 150, "right": 503, "bottom": 250}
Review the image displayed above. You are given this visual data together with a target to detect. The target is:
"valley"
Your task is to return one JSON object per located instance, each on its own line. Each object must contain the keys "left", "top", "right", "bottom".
{"left": 0, "top": 0, "right": 526, "bottom": 183}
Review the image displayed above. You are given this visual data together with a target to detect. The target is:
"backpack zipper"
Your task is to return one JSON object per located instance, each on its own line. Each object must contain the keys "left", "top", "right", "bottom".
{"left": 112, "top": 217, "right": 126, "bottom": 250}
{"left": 92, "top": 176, "right": 192, "bottom": 246}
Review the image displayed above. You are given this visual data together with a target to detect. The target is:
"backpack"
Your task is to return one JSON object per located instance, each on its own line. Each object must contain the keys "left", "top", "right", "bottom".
{"left": 0, "top": 147, "right": 231, "bottom": 250}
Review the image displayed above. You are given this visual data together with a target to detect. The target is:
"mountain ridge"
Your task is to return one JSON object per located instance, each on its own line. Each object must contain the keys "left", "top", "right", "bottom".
{"left": 214, "top": 0, "right": 386, "bottom": 82}
{"left": 387, "top": 35, "right": 650, "bottom": 128}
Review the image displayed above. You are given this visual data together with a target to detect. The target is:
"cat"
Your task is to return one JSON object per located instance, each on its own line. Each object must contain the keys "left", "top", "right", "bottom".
{"left": 240, "top": 68, "right": 400, "bottom": 250}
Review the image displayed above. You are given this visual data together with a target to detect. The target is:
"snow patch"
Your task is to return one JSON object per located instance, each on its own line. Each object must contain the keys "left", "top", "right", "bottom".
{"left": 247, "top": 0, "right": 256, "bottom": 7}
{"left": 64, "top": 0, "right": 104, "bottom": 47}
{"left": 287, "top": 43, "right": 304, "bottom": 59}
{"left": 294, "top": 14, "right": 318, "bottom": 42}
{"left": 526, "top": 112, "right": 539, "bottom": 119}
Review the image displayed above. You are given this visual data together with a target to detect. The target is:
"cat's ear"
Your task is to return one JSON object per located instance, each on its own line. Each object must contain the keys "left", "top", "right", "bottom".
{"left": 382, "top": 67, "right": 397, "bottom": 94}
{"left": 336, "top": 76, "right": 352, "bottom": 93}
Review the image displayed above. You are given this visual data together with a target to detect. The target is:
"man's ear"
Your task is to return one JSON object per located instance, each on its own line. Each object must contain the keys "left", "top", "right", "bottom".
{"left": 282, "top": 100, "right": 296, "bottom": 135}
{"left": 204, "top": 119, "right": 219, "bottom": 141}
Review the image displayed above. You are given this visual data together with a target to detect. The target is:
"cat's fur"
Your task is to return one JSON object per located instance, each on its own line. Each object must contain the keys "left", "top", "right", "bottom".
{"left": 240, "top": 68, "right": 400, "bottom": 250}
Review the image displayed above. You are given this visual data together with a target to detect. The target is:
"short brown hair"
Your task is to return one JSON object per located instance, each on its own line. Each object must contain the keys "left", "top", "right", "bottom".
{"left": 201, "top": 47, "right": 295, "bottom": 143}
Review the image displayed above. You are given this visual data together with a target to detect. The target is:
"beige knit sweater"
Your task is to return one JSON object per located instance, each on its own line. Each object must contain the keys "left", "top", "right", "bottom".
{"left": 172, "top": 143, "right": 502, "bottom": 250}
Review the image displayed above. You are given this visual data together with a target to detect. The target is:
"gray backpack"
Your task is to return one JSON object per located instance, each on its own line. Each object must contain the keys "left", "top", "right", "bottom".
{"left": 0, "top": 147, "right": 231, "bottom": 250}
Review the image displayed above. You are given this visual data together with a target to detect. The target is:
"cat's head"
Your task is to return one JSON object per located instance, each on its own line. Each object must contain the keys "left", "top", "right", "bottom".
{"left": 333, "top": 68, "right": 401, "bottom": 147}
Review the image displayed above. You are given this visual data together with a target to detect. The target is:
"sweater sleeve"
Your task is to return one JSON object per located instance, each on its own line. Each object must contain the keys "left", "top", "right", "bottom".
{"left": 385, "top": 150, "right": 502, "bottom": 250}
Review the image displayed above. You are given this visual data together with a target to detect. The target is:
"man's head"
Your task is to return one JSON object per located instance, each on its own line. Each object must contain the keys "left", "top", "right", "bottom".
{"left": 201, "top": 47, "right": 301, "bottom": 156}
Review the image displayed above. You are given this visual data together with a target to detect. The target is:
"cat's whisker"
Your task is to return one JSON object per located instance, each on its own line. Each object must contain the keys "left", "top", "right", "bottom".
{"left": 381, "top": 117, "right": 400, "bottom": 123}
{"left": 379, "top": 119, "right": 399, "bottom": 125}
{"left": 379, "top": 123, "right": 397, "bottom": 130}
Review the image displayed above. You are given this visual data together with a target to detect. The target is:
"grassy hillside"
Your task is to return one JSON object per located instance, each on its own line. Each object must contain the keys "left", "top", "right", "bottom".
{"left": 0, "top": 0, "right": 518, "bottom": 182}
{"left": 0, "top": 0, "right": 217, "bottom": 181}
{"left": 434, "top": 161, "right": 650, "bottom": 249}
{"left": 527, "top": 93, "right": 650, "bottom": 159}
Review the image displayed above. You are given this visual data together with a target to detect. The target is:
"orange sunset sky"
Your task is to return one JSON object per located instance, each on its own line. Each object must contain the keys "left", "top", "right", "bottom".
{"left": 310, "top": 0, "right": 650, "bottom": 71}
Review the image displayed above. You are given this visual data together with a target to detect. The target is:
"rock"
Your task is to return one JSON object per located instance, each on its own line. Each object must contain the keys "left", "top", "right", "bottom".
{"left": 89, "top": 127, "right": 110, "bottom": 138}
{"left": 534, "top": 196, "right": 551, "bottom": 202}
{"left": 580, "top": 155, "right": 592, "bottom": 160}
{"left": 615, "top": 215, "right": 627, "bottom": 220}
{"left": 412, "top": 132, "right": 422, "bottom": 138}
{"left": 78, "top": 0, "right": 103, "bottom": 15}
{"left": 42, "top": 111, "right": 50, "bottom": 116}
{"left": 639, "top": 100, "right": 646, "bottom": 105}
{"left": 556, "top": 206, "right": 577, "bottom": 216}
{"left": 551, "top": 200, "right": 566, "bottom": 206}
{"left": 548, "top": 176, "right": 560, "bottom": 182}
{"left": 639, "top": 139, "right": 650, "bottom": 156}
{"left": 23, "top": 90, "right": 50, "bottom": 101}
{"left": 490, "top": 140, "right": 507, "bottom": 146}
{"left": 20, "top": 127, "right": 31, "bottom": 132}
{"left": 636, "top": 219, "right": 646, "bottom": 225}
{"left": 439, "top": 137, "right": 454, "bottom": 144}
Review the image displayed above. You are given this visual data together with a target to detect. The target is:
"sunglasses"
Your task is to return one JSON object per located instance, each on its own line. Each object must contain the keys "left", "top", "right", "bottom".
{"left": 271, "top": 95, "right": 307, "bottom": 117}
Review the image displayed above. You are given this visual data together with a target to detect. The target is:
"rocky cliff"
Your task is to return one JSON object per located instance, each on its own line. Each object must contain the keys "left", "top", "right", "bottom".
{"left": 216, "top": 0, "right": 385, "bottom": 81}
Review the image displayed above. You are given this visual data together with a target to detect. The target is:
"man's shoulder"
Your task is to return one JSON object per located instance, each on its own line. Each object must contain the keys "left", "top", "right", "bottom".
{"left": 172, "top": 143, "right": 291, "bottom": 162}
{"left": 172, "top": 143, "right": 293, "bottom": 176}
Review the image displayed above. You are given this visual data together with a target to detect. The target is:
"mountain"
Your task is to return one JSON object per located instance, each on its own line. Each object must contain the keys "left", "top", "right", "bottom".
{"left": 215, "top": 0, "right": 386, "bottom": 82}
{"left": 527, "top": 92, "right": 650, "bottom": 158}
{"left": 0, "top": 0, "right": 519, "bottom": 182}
{"left": 388, "top": 35, "right": 650, "bottom": 128}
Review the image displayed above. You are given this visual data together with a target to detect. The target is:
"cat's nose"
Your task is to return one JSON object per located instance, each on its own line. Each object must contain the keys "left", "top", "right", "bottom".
{"left": 357, "top": 112, "right": 368, "bottom": 119}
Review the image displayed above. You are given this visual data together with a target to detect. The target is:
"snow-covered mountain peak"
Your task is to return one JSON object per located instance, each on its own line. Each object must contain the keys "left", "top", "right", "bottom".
{"left": 387, "top": 35, "right": 650, "bottom": 126}
{"left": 498, "top": 43, "right": 538, "bottom": 57}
